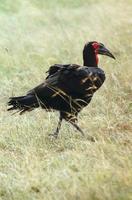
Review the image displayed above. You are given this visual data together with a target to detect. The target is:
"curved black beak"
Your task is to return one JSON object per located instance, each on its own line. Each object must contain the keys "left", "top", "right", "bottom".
{"left": 98, "top": 46, "right": 115, "bottom": 59}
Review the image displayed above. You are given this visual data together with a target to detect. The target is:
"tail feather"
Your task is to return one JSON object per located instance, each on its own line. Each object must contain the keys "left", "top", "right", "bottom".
{"left": 7, "top": 94, "right": 39, "bottom": 114}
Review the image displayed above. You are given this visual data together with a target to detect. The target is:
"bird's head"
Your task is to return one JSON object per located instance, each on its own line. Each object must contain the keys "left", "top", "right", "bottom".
{"left": 83, "top": 41, "right": 115, "bottom": 67}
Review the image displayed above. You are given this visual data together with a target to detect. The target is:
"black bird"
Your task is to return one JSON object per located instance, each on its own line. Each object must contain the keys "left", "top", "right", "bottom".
{"left": 8, "top": 41, "right": 115, "bottom": 141}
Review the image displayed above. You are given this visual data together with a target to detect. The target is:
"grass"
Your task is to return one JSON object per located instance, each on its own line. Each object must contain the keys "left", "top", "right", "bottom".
{"left": 0, "top": 0, "right": 132, "bottom": 199}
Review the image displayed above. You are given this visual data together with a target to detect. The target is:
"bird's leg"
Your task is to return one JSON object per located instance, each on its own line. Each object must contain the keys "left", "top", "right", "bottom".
{"left": 70, "top": 121, "right": 95, "bottom": 142}
{"left": 49, "top": 115, "right": 62, "bottom": 138}
{"left": 69, "top": 121, "right": 85, "bottom": 136}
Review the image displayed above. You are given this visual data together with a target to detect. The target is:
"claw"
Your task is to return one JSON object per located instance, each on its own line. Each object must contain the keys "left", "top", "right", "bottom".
{"left": 48, "top": 133, "right": 58, "bottom": 139}
{"left": 87, "top": 135, "right": 95, "bottom": 142}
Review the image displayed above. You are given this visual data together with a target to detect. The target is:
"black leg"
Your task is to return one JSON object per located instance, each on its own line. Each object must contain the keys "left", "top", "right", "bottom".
{"left": 49, "top": 115, "right": 63, "bottom": 138}
{"left": 70, "top": 121, "right": 85, "bottom": 136}
{"left": 70, "top": 121, "right": 95, "bottom": 142}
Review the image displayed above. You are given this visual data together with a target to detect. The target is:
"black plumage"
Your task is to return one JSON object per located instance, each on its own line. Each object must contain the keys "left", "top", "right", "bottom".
{"left": 8, "top": 41, "right": 115, "bottom": 140}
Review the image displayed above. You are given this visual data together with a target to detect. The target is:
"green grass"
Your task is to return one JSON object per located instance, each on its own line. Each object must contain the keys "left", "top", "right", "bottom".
{"left": 0, "top": 0, "right": 132, "bottom": 199}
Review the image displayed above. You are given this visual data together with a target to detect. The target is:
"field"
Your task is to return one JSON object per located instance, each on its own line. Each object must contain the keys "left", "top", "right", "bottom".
{"left": 0, "top": 0, "right": 132, "bottom": 199}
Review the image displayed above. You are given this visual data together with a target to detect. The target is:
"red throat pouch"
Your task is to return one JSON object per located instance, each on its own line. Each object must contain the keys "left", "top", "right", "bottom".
{"left": 92, "top": 42, "right": 99, "bottom": 65}
{"left": 95, "top": 53, "right": 99, "bottom": 65}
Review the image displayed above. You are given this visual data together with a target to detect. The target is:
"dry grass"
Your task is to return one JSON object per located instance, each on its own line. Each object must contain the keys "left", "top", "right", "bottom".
{"left": 0, "top": 0, "right": 132, "bottom": 199}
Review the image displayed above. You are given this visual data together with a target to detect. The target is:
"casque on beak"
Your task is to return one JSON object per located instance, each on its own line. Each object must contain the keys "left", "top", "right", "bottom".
{"left": 98, "top": 45, "right": 115, "bottom": 59}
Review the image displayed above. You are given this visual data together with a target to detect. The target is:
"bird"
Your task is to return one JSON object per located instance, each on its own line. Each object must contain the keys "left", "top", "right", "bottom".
{"left": 7, "top": 41, "right": 115, "bottom": 141}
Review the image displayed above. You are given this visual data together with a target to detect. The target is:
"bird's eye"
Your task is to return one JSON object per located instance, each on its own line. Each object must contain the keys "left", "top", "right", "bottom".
{"left": 92, "top": 42, "right": 99, "bottom": 50}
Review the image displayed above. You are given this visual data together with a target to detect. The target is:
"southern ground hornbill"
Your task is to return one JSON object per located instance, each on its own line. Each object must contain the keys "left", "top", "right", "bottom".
{"left": 8, "top": 41, "right": 115, "bottom": 141}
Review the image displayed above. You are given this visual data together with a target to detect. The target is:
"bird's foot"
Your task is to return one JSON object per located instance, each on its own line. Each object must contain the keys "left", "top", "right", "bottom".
{"left": 80, "top": 132, "right": 85, "bottom": 137}
{"left": 87, "top": 135, "right": 95, "bottom": 142}
{"left": 48, "top": 133, "right": 58, "bottom": 139}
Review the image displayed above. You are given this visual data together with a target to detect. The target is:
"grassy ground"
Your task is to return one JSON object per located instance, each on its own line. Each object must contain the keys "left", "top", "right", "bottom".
{"left": 0, "top": 0, "right": 132, "bottom": 199}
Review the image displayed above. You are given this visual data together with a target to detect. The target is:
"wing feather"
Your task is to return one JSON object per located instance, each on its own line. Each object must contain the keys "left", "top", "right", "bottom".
{"left": 27, "top": 64, "right": 105, "bottom": 112}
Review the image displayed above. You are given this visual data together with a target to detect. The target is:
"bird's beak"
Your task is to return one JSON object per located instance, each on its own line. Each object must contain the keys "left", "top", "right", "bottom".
{"left": 98, "top": 46, "right": 115, "bottom": 59}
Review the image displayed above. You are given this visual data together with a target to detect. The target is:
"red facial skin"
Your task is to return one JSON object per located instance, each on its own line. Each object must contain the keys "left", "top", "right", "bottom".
{"left": 92, "top": 42, "right": 100, "bottom": 65}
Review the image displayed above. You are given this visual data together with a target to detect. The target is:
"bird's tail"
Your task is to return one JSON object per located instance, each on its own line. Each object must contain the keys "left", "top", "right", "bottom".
{"left": 7, "top": 94, "right": 39, "bottom": 114}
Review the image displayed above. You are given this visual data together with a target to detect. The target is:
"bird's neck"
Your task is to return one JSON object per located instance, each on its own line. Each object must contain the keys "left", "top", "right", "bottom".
{"left": 83, "top": 49, "right": 98, "bottom": 67}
